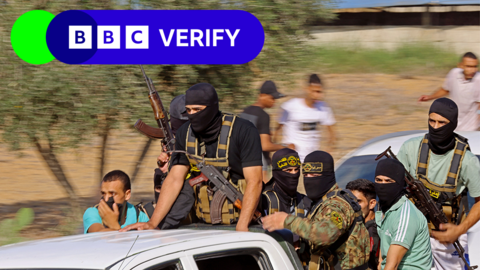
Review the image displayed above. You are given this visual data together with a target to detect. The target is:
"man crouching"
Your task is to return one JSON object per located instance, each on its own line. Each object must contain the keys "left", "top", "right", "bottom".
{"left": 83, "top": 170, "right": 149, "bottom": 233}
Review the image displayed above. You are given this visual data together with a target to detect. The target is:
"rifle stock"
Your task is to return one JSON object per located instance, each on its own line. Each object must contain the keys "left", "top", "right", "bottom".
{"left": 376, "top": 147, "right": 477, "bottom": 270}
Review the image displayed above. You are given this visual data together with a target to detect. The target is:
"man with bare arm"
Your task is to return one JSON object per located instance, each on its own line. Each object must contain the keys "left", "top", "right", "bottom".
{"left": 122, "top": 83, "right": 263, "bottom": 232}
{"left": 418, "top": 52, "right": 480, "bottom": 131}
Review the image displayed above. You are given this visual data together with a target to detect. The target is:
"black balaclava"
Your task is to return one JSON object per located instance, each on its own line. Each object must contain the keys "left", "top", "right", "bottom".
{"left": 428, "top": 98, "right": 458, "bottom": 155}
{"left": 169, "top": 94, "right": 189, "bottom": 135}
{"left": 185, "top": 83, "right": 222, "bottom": 143}
{"left": 271, "top": 148, "right": 301, "bottom": 197}
{"left": 153, "top": 168, "right": 165, "bottom": 203}
{"left": 302, "top": 151, "right": 336, "bottom": 203}
{"left": 374, "top": 159, "right": 406, "bottom": 213}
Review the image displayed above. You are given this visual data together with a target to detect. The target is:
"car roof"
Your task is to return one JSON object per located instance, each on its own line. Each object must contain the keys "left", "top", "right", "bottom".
{"left": 0, "top": 229, "right": 276, "bottom": 269}
{"left": 342, "top": 130, "right": 480, "bottom": 159}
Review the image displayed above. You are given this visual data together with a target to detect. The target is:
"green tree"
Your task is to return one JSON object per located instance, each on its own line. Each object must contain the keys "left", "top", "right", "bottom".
{"left": 0, "top": 0, "right": 334, "bottom": 199}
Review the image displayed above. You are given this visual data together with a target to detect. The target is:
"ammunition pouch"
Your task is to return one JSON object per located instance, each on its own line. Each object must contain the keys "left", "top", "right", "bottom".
{"left": 194, "top": 178, "right": 245, "bottom": 225}
{"left": 415, "top": 134, "right": 470, "bottom": 226}
{"left": 186, "top": 113, "right": 244, "bottom": 225}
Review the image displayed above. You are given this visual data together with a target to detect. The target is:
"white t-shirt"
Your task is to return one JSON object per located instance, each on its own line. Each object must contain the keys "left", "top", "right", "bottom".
{"left": 279, "top": 98, "right": 335, "bottom": 161}
{"left": 443, "top": 68, "right": 480, "bottom": 131}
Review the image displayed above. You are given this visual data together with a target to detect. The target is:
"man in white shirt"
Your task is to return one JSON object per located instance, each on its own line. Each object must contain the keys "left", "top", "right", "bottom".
{"left": 418, "top": 52, "right": 480, "bottom": 131}
{"left": 275, "top": 74, "right": 336, "bottom": 161}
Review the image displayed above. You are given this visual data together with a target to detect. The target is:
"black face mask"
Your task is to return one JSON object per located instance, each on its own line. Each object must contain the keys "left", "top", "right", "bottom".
{"left": 374, "top": 183, "right": 404, "bottom": 213}
{"left": 428, "top": 98, "right": 458, "bottom": 155}
{"left": 304, "top": 173, "right": 336, "bottom": 203}
{"left": 102, "top": 196, "right": 127, "bottom": 224}
{"left": 428, "top": 123, "right": 456, "bottom": 155}
{"left": 188, "top": 109, "right": 222, "bottom": 143}
{"left": 374, "top": 159, "right": 406, "bottom": 212}
{"left": 170, "top": 117, "right": 188, "bottom": 136}
{"left": 272, "top": 170, "right": 299, "bottom": 197}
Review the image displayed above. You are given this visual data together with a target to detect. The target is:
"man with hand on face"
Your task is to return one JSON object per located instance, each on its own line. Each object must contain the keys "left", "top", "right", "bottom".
{"left": 122, "top": 83, "right": 263, "bottom": 232}
{"left": 347, "top": 178, "right": 379, "bottom": 270}
{"left": 276, "top": 74, "right": 336, "bottom": 161}
{"left": 418, "top": 52, "right": 480, "bottom": 131}
{"left": 397, "top": 98, "right": 480, "bottom": 269}
{"left": 83, "top": 170, "right": 149, "bottom": 233}
{"left": 374, "top": 159, "right": 432, "bottom": 270}
{"left": 260, "top": 148, "right": 308, "bottom": 218}
{"left": 262, "top": 151, "right": 369, "bottom": 270}
{"left": 241, "top": 81, "right": 294, "bottom": 182}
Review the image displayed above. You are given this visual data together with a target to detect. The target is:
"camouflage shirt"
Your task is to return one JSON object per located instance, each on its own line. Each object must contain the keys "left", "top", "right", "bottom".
{"left": 284, "top": 185, "right": 370, "bottom": 269}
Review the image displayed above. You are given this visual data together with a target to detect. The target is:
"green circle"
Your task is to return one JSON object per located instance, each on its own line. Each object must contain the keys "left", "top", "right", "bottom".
{"left": 11, "top": 10, "right": 55, "bottom": 65}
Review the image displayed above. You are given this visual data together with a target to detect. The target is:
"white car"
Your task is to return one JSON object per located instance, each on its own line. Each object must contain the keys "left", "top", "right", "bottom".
{"left": 0, "top": 227, "right": 303, "bottom": 270}
{"left": 335, "top": 130, "right": 480, "bottom": 266}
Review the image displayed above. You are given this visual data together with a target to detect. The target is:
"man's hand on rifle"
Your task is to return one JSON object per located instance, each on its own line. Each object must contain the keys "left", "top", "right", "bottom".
{"left": 157, "top": 152, "right": 170, "bottom": 173}
{"left": 431, "top": 223, "right": 464, "bottom": 244}
{"left": 119, "top": 221, "right": 156, "bottom": 232}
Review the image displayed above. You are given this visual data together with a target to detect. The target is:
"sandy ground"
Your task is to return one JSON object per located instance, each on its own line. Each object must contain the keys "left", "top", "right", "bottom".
{"left": 0, "top": 73, "right": 443, "bottom": 240}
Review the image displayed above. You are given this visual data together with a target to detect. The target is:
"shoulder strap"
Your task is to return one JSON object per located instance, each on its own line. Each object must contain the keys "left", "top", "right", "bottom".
{"left": 217, "top": 114, "right": 235, "bottom": 158}
{"left": 446, "top": 137, "right": 468, "bottom": 186}
{"left": 328, "top": 190, "right": 365, "bottom": 253}
{"left": 295, "top": 193, "right": 306, "bottom": 218}
{"left": 308, "top": 190, "right": 339, "bottom": 219}
{"left": 263, "top": 190, "right": 280, "bottom": 215}
{"left": 416, "top": 134, "right": 430, "bottom": 177}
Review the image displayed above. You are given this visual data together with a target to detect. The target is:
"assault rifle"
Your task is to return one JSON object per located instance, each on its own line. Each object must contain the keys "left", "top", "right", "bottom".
{"left": 135, "top": 65, "right": 175, "bottom": 155}
{"left": 376, "top": 147, "right": 477, "bottom": 270}
{"left": 168, "top": 150, "right": 262, "bottom": 225}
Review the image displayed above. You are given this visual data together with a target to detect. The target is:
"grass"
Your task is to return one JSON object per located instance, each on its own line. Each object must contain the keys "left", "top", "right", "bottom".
{"left": 296, "top": 43, "right": 459, "bottom": 75}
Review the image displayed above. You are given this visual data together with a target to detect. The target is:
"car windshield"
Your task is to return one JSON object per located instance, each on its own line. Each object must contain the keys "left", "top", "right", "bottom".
{"left": 336, "top": 155, "right": 476, "bottom": 209}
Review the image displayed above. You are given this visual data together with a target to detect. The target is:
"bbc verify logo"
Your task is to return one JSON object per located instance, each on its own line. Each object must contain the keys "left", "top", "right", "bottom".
{"left": 69, "top": 26, "right": 240, "bottom": 49}
{"left": 11, "top": 10, "right": 264, "bottom": 65}
{"left": 68, "top": 26, "right": 150, "bottom": 49}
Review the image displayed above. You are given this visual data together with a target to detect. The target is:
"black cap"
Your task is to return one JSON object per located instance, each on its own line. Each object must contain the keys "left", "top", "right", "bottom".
{"left": 260, "top": 80, "right": 285, "bottom": 99}
{"left": 169, "top": 94, "right": 188, "bottom": 120}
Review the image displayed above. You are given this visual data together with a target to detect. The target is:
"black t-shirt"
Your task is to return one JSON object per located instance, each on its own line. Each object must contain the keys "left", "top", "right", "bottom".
{"left": 240, "top": 106, "right": 270, "bottom": 135}
{"left": 240, "top": 106, "right": 271, "bottom": 165}
{"left": 170, "top": 116, "right": 263, "bottom": 183}
{"left": 365, "top": 219, "right": 380, "bottom": 269}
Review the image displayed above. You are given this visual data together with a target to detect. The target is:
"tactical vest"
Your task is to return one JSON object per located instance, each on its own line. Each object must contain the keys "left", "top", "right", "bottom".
{"left": 186, "top": 113, "right": 246, "bottom": 225}
{"left": 307, "top": 189, "right": 366, "bottom": 270}
{"left": 415, "top": 134, "right": 470, "bottom": 225}
{"left": 262, "top": 188, "right": 306, "bottom": 218}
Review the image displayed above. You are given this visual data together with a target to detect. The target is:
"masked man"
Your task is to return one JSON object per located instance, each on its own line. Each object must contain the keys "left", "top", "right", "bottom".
{"left": 138, "top": 94, "right": 195, "bottom": 229}
{"left": 83, "top": 170, "right": 149, "bottom": 233}
{"left": 397, "top": 98, "right": 480, "bottom": 269}
{"left": 261, "top": 148, "right": 309, "bottom": 217}
{"left": 262, "top": 151, "right": 369, "bottom": 270}
{"left": 122, "top": 83, "right": 263, "bottom": 232}
{"left": 374, "top": 159, "right": 432, "bottom": 270}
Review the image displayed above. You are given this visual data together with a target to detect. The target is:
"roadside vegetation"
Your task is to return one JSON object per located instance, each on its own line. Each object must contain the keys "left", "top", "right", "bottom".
{"left": 297, "top": 44, "right": 459, "bottom": 76}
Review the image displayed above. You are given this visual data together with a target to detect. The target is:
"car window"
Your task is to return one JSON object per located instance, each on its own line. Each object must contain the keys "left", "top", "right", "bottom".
{"left": 144, "top": 259, "right": 183, "bottom": 270}
{"left": 194, "top": 248, "right": 272, "bottom": 270}
{"left": 336, "top": 155, "right": 381, "bottom": 188}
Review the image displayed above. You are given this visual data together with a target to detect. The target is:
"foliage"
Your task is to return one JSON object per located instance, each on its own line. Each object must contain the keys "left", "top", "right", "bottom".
{"left": 0, "top": 208, "right": 35, "bottom": 246}
{"left": 297, "top": 43, "right": 459, "bottom": 75}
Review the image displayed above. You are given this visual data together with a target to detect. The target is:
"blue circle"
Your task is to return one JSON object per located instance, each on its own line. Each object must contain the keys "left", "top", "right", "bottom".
{"left": 46, "top": 10, "right": 97, "bottom": 64}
